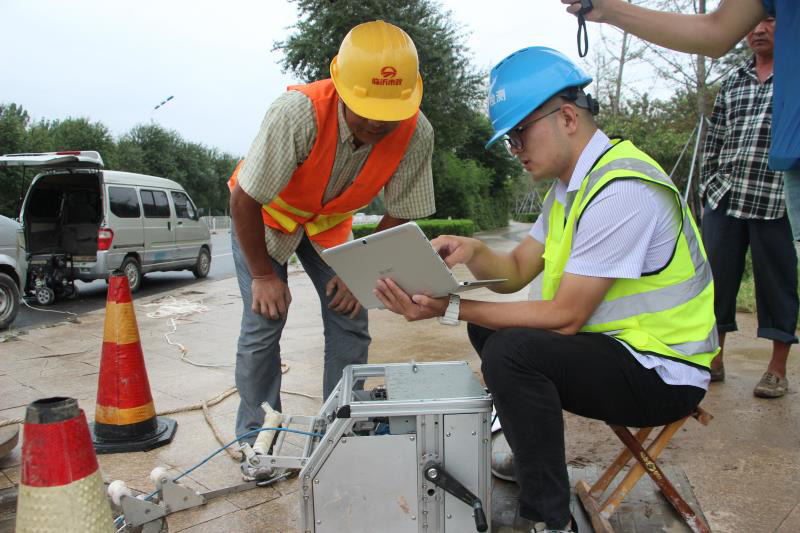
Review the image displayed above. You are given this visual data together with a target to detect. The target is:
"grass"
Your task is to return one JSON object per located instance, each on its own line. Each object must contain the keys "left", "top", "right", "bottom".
{"left": 735, "top": 250, "right": 757, "bottom": 313}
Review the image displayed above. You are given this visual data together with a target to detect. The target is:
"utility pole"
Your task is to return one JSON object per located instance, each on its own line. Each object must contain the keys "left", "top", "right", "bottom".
{"left": 688, "top": 0, "right": 708, "bottom": 219}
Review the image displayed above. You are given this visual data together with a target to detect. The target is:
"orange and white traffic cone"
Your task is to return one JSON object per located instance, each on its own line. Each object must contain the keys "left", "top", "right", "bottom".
{"left": 89, "top": 272, "right": 176, "bottom": 453}
{"left": 16, "top": 397, "right": 115, "bottom": 532}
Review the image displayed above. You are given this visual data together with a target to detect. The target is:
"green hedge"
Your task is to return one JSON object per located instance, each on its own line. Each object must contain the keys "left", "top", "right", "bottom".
{"left": 352, "top": 219, "right": 475, "bottom": 239}
{"left": 513, "top": 213, "right": 540, "bottom": 223}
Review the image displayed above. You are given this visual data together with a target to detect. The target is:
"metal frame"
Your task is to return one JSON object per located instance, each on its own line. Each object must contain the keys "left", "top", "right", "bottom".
{"left": 296, "top": 361, "right": 493, "bottom": 533}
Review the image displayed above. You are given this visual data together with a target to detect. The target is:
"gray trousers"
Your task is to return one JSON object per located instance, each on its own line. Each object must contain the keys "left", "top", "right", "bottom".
{"left": 232, "top": 231, "right": 370, "bottom": 444}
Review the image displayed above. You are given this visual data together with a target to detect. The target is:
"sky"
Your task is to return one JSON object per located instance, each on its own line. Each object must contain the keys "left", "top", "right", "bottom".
{"left": 1, "top": 1, "right": 599, "bottom": 157}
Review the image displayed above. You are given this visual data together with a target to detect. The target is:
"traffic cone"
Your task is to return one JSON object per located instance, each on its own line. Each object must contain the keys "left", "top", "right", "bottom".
{"left": 89, "top": 272, "right": 177, "bottom": 453}
{"left": 16, "top": 397, "right": 115, "bottom": 532}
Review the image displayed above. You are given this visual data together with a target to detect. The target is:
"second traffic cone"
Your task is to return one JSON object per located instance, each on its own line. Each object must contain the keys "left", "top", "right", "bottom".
{"left": 90, "top": 271, "right": 177, "bottom": 453}
{"left": 16, "top": 397, "right": 115, "bottom": 533}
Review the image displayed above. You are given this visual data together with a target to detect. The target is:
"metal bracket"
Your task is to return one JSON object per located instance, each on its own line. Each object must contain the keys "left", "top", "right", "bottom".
{"left": 119, "top": 474, "right": 290, "bottom": 527}
{"left": 162, "top": 479, "right": 204, "bottom": 513}
{"left": 120, "top": 495, "right": 167, "bottom": 527}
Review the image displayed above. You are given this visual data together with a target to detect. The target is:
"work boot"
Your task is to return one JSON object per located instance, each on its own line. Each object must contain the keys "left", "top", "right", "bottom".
{"left": 239, "top": 443, "right": 275, "bottom": 481}
{"left": 753, "top": 371, "right": 788, "bottom": 398}
{"left": 491, "top": 430, "right": 516, "bottom": 482}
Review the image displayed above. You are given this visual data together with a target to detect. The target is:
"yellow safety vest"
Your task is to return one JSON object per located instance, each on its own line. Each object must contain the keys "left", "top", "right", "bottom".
{"left": 540, "top": 139, "right": 719, "bottom": 370}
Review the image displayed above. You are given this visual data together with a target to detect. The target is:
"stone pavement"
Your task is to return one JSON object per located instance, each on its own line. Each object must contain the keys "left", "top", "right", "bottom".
{"left": 1, "top": 227, "right": 799, "bottom": 532}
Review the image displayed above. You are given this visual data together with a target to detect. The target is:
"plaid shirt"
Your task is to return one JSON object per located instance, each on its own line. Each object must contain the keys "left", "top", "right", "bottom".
{"left": 700, "top": 56, "right": 785, "bottom": 219}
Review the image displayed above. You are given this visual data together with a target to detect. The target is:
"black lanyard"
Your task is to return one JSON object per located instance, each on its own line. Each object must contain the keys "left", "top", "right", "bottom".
{"left": 577, "top": 0, "right": 594, "bottom": 58}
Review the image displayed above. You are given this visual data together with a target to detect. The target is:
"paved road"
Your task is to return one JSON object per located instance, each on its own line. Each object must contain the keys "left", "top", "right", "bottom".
{"left": 12, "top": 231, "right": 235, "bottom": 331}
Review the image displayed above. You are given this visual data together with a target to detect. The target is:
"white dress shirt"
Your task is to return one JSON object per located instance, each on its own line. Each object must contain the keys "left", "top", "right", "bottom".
{"left": 530, "top": 129, "right": 710, "bottom": 390}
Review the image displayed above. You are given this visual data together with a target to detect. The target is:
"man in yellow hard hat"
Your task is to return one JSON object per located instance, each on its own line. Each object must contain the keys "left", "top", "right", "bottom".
{"left": 228, "top": 20, "right": 435, "bottom": 480}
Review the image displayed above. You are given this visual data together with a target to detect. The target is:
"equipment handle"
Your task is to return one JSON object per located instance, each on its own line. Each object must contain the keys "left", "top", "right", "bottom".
{"left": 423, "top": 461, "right": 488, "bottom": 532}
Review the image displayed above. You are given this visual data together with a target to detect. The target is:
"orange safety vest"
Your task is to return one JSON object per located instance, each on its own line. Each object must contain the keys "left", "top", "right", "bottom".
{"left": 228, "top": 79, "right": 419, "bottom": 248}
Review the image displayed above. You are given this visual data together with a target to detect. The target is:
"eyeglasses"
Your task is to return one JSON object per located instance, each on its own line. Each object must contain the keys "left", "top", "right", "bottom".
{"left": 503, "top": 107, "right": 561, "bottom": 154}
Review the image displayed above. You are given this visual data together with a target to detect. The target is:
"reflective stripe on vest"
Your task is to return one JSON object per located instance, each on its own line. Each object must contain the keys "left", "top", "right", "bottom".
{"left": 540, "top": 142, "right": 718, "bottom": 368}
{"left": 227, "top": 161, "right": 362, "bottom": 238}
{"left": 262, "top": 196, "right": 358, "bottom": 237}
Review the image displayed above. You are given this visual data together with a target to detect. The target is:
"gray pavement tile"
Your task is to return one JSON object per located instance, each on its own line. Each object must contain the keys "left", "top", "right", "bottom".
{"left": 166, "top": 496, "right": 238, "bottom": 533}
{"left": 146, "top": 413, "right": 237, "bottom": 474}
{"left": 9, "top": 357, "right": 99, "bottom": 381}
{"left": 246, "top": 491, "right": 300, "bottom": 532}
{"left": 178, "top": 509, "right": 261, "bottom": 533}
{"left": 0, "top": 338, "right": 55, "bottom": 360}
{"left": 0, "top": 379, "right": 44, "bottom": 412}
{"left": 0, "top": 471, "right": 11, "bottom": 489}
{"left": 776, "top": 504, "right": 800, "bottom": 533}
{"left": 224, "top": 485, "right": 282, "bottom": 511}
{"left": 183, "top": 453, "right": 245, "bottom": 493}
{"left": 97, "top": 451, "right": 168, "bottom": 494}
{"left": 18, "top": 373, "right": 99, "bottom": 404}
{"left": 274, "top": 476, "right": 299, "bottom": 498}
{"left": 149, "top": 371, "right": 233, "bottom": 405}
{"left": 2, "top": 466, "right": 18, "bottom": 485}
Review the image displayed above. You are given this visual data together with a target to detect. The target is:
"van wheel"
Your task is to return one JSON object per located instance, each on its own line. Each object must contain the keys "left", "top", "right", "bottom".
{"left": 0, "top": 273, "right": 20, "bottom": 329}
{"left": 193, "top": 248, "right": 211, "bottom": 279}
{"left": 121, "top": 257, "right": 142, "bottom": 293}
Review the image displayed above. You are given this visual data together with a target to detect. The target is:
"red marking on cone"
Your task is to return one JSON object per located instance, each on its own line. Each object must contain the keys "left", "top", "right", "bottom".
{"left": 16, "top": 397, "right": 114, "bottom": 532}
{"left": 90, "top": 271, "right": 176, "bottom": 453}
{"left": 22, "top": 414, "right": 98, "bottom": 486}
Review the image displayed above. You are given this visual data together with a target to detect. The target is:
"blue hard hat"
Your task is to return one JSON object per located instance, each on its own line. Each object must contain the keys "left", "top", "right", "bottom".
{"left": 485, "top": 46, "right": 592, "bottom": 148}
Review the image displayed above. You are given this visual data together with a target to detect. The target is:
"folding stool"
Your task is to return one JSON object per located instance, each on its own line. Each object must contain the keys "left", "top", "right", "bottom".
{"left": 576, "top": 406, "right": 713, "bottom": 533}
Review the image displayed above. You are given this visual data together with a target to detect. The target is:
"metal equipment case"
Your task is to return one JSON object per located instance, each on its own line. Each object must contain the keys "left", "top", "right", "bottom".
{"left": 272, "top": 361, "right": 493, "bottom": 533}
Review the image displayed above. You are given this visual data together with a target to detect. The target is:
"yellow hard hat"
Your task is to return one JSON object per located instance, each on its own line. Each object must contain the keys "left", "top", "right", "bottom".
{"left": 330, "top": 20, "right": 423, "bottom": 121}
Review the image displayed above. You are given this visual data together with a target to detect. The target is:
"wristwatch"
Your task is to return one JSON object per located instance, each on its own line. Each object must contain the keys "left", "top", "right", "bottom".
{"left": 438, "top": 294, "right": 460, "bottom": 326}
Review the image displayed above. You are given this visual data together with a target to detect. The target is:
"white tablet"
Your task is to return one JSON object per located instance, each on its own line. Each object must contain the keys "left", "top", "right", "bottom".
{"left": 321, "top": 222, "right": 505, "bottom": 309}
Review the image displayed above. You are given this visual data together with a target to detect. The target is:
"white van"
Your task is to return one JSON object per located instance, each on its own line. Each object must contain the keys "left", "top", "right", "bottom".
{"left": 0, "top": 151, "right": 212, "bottom": 304}
{"left": 0, "top": 215, "right": 26, "bottom": 328}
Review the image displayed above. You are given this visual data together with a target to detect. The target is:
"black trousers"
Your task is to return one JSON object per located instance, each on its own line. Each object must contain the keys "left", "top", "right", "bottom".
{"left": 469, "top": 324, "right": 705, "bottom": 528}
{"left": 701, "top": 199, "right": 799, "bottom": 344}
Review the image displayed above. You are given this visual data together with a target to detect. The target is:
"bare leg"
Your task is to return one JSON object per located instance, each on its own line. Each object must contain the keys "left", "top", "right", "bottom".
{"left": 710, "top": 332, "right": 726, "bottom": 375}
{"left": 767, "top": 341, "right": 791, "bottom": 378}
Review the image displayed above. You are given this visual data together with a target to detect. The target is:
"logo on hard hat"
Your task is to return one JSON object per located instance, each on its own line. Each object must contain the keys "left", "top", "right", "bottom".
{"left": 487, "top": 88, "right": 507, "bottom": 108}
{"left": 373, "top": 66, "right": 402, "bottom": 86}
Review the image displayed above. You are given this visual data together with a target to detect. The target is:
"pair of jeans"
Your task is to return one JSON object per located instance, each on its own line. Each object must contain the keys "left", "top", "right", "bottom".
{"left": 232, "top": 230, "right": 370, "bottom": 444}
{"left": 468, "top": 324, "right": 705, "bottom": 528}
{"left": 701, "top": 197, "right": 798, "bottom": 344}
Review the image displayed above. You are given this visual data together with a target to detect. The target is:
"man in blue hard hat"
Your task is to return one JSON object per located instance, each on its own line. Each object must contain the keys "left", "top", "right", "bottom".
{"left": 375, "top": 47, "right": 717, "bottom": 532}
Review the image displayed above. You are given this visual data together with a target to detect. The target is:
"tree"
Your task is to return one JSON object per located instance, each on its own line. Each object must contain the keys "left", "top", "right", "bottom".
{"left": 116, "top": 123, "right": 238, "bottom": 215}
{"left": 0, "top": 104, "right": 32, "bottom": 217}
{"left": 582, "top": 2, "right": 649, "bottom": 117}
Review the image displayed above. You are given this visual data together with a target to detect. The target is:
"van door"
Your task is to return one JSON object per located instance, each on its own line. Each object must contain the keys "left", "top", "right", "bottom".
{"left": 105, "top": 185, "right": 144, "bottom": 270}
{"left": 170, "top": 190, "right": 206, "bottom": 263}
{"left": 139, "top": 188, "right": 176, "bottom": 268}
